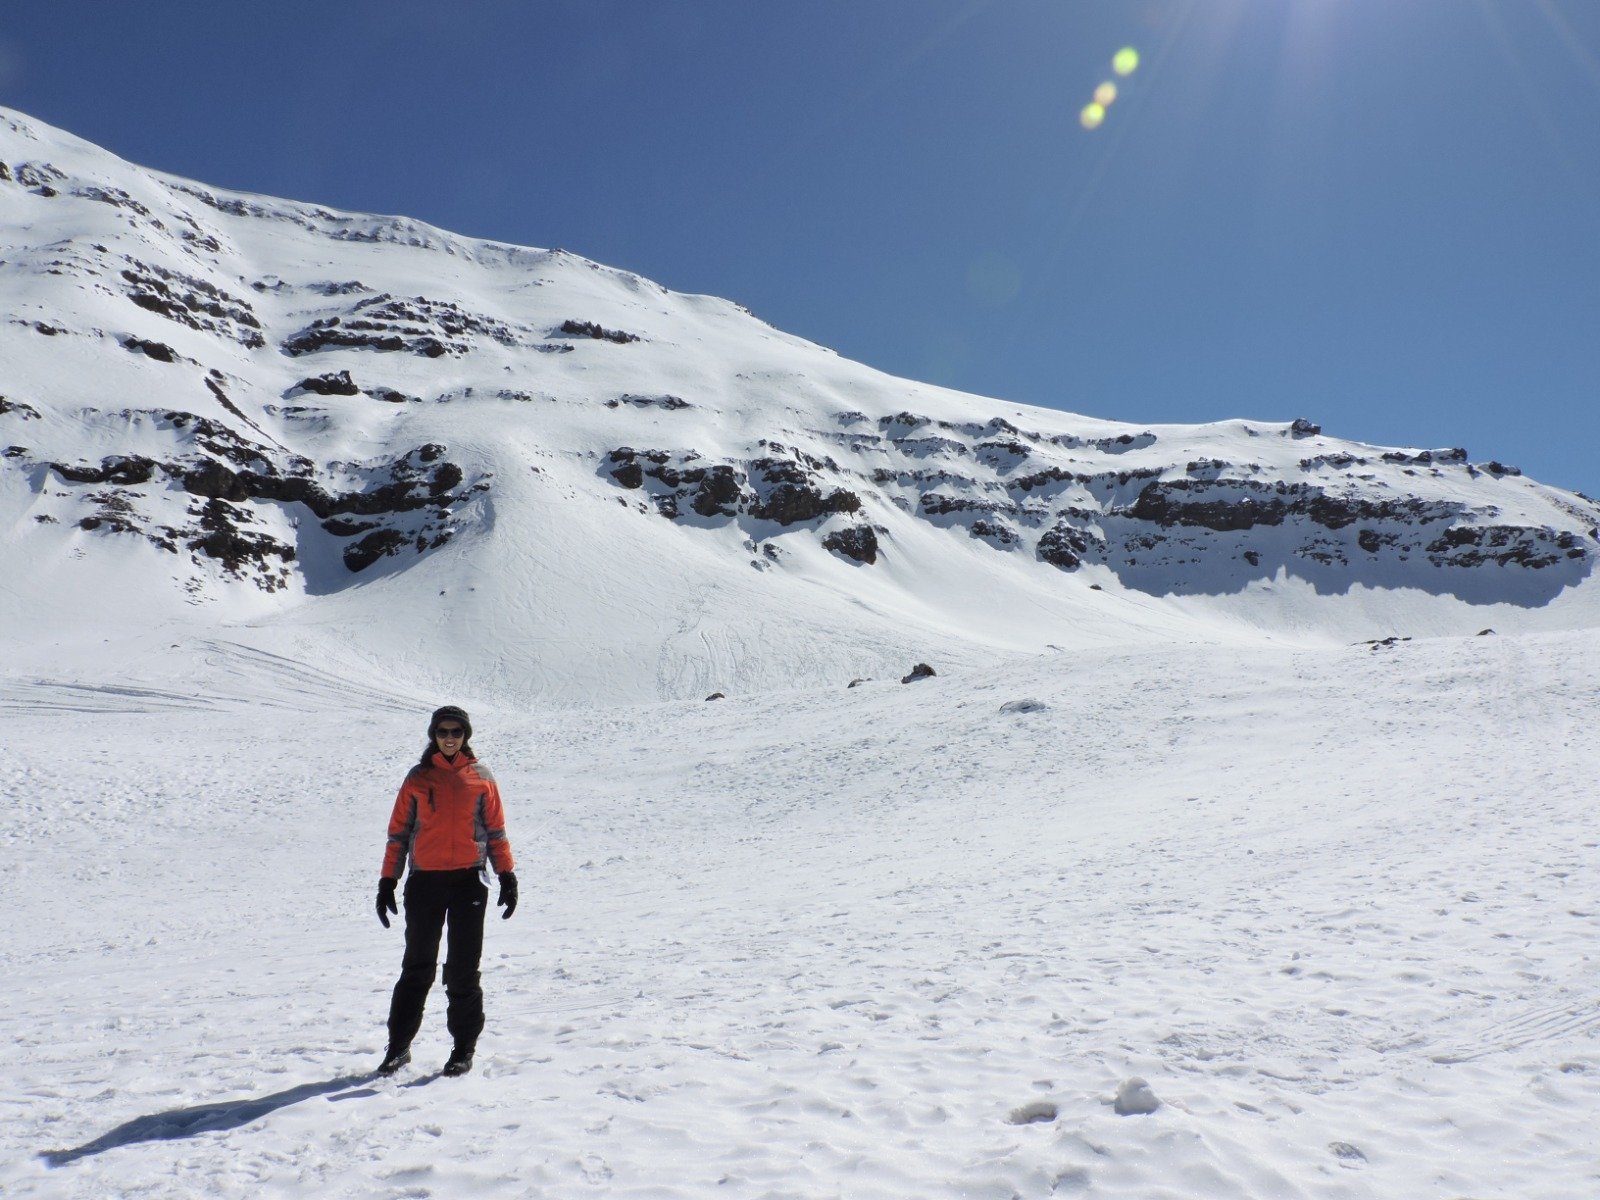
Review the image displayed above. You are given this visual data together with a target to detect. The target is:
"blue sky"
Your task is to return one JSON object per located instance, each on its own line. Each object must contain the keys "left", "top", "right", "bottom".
{"left": 4, "top": 1, "right": 1598, "bottom": 495}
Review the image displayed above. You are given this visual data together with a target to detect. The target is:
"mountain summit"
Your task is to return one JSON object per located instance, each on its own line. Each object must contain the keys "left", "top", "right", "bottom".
{"left": 2, "top": 107, "right": 1596, "bottom": 702}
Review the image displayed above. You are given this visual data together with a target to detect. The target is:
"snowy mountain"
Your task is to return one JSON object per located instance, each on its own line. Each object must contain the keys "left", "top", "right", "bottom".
{"left": 3, "top": 105, "right": 1598, "bottom": 703}
{"left": 4, "top": 107, "right": 1599, "bottom": 1200}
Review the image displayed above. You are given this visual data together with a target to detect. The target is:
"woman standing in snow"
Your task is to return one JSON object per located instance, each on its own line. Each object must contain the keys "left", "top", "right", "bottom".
{"left": 374, "top": 705, "right": 517, "bottom": 1078}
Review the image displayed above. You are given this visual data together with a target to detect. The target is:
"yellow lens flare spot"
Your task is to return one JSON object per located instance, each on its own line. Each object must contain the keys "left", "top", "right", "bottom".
{"left": 1080, "top": 102, "right": 1106, "bottom": 130}
{"left": 1094, "top": 81, "right": 1118, "bottom": 107}
{"left": 1113, "top": 47, "right": 1140, "bottom": 76}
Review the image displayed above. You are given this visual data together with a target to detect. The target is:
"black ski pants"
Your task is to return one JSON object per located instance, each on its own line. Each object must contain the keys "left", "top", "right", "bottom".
{"left": 387, "top": 867, "right": 488, "bottom": 1053}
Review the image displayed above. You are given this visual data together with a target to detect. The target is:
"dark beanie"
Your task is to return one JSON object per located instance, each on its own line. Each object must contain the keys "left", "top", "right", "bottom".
{"left": 429, "top": 705, "right": 472, "bottom": 738}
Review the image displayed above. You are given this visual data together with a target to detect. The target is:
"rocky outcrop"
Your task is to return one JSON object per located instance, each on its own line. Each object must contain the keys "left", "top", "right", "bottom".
{"left": 559, "top": 319, "right": 639, "bottom": 344}
{"left": 120, "top": 258, "right": 265, "bottom": 348}
{"left": 605, "top": 447, "right": 861, "bottom": 529}
{"left": 284, "top": 294, "right": 533, "bottom": 358}
{"left": 37, "top": 424, "right": 484, "bottom": 589}
{"left": 823, "top": 525, "right": 879, "bottom": 564}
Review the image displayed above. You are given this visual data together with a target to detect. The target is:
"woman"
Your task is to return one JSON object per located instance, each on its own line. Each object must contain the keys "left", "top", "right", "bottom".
{"left": 375, "top": 705, "right": 517, "bottom": 1077}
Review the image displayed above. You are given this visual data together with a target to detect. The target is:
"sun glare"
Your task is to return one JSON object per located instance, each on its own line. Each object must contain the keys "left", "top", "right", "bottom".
{"left": 1079, "top": 47, "right": 1140, "bottom": 131}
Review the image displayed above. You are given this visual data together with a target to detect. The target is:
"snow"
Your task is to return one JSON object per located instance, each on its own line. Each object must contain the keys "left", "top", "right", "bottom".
{"left": 3, "top": 630, "right": 1598, "bottom": 1198}
{"left": 4, "top": 103, "right": 1600, "bottom": 1198}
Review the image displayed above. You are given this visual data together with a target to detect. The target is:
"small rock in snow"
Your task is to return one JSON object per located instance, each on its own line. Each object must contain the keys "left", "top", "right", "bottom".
{"left": 901, "top": 663, "right": 936, "bottom": 684}
{"left": 1112, "top": 1078, "right": 1160, "bottom": 1115}
{"left": 705, "top": 692, "right": 725, "bottom": 701}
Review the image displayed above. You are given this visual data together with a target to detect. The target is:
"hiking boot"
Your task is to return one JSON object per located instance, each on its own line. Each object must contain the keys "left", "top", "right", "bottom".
{"left": 376, "top": 1046, "right": 411, "bottom": 1076}
{"left": 442, "top": 1046, "right": 474, "bottom": 1077}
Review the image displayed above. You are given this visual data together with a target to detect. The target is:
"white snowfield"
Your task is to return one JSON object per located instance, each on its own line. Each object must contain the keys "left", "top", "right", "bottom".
{"left": 2, "top": 105, "right": 1599, "bottom": 1198}
{"left": 2, "top": 630, "right": 1598, "bottom": 1199}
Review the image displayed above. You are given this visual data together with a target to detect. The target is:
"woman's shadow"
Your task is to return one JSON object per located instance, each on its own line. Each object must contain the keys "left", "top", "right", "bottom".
{"left": 41, "top": 1070, "right": 440, "bottom": 1166}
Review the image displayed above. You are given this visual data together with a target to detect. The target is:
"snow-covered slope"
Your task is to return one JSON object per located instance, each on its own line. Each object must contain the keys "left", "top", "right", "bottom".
{"left": 3, "top": 631, "right": 1597, "bottom": 1198}
{"left": 3, "top": 105, "right": 1598, "bottom": 704}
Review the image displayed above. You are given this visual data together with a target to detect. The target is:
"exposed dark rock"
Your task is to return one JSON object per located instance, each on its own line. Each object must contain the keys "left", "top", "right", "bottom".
{"left": 429, "top": 463, "right": 463, "bottom": 495}
{"left": 878, "top": 411, "right": 930, "bottom": 433}
{"left": 901, "top": 663, "right": 936, "bottom": 684}
{"left": 920, "top": 493, "right": 1019, "bottom": 518}
{"left": 284, "top": 294, "right": 527, "bottom": 358}
{"left": 1290, "top": 418, "right": 1321, "bottom": 438}
{"left": 180, "top": 458, "right": 249, "bottom": 501}
{"left": 1047, "top": 431, "right": 1157, "bottom": 453}
{"left": 705, "top": 692, "right": 726, "bottom": 702}
{"left": 749, "top": 470, "right": 827, "bottom": 524}
{"left": 15, "top": 161, "right": 66, "bottom": 195}
{"left": 0, "top": 397, "right": 42, "bottom": 420}
{"left": 1038, "top": 522, "right": 1106, "bottom": 570}
{"left": 1127, "top": 480, "right": 1291, "bottom": 532}
{"left": 559, "top": 319, "right": 639, "bottom": 344}
{"left": 51, "top": 456, "right": 158, "bottom": 486}
{"left": 1383, "top": 448, "right": 1468, "bottom": 467}
{"left": 188, "top": 498, "right": 294, "bottom": 589}
{"left": 847, "top": 678, "right": 869, "bottom": 688}
{"left": 1008, "top": 466, "right": 1077, "bottom": 495}
{"left": 1301, "top": 453, "right": 1368, "bottom": 471}
{"left": 120, "top": 260, "right": 264, "bottom": 348}
{"left": 121, "top": 336, "right": 176, "bottom": 363}
{"left": 343, "top": 528, "right": 411, "bottom": 572}
{"left": 969, "top": 519, "right": 1019, "bottom": 547}
{"left": 76, "top": 490, "right": 141, "bottom": 536}
{"left": 1477, "top": 628, "right": 1496, "bottom": 636}
{"left": 295, "top": 370, "right": 359, "bottom": 396}
{"left": 691, "top": 466, "right": 744, "bottom": 518}
{"left": 606, "top": 393, "right": 690, "bottom": 410}
{"left": 1424, "top": 524, "right": 1581, "bottom": 569}
{"left": 607, "top": 453, "right": 645, "bottom": 490}
{"left": 823, "top": 525, "right": 879, "bottom": 565}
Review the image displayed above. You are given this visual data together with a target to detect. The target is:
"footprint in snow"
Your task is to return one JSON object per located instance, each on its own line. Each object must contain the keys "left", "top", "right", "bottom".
{"left": 1006, "top": 1100, "right": 1058, "bottom": 1125}
{"left": 1329, "top": 1142, "right": 1367, "bottom": 1167}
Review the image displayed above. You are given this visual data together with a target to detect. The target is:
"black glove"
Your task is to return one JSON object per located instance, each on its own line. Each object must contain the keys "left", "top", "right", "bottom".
{"left": 496, "top": 871, "right": 518, "bottom": 920}
{"left": 376, "top": 877, "right": 398, "bottom": 928}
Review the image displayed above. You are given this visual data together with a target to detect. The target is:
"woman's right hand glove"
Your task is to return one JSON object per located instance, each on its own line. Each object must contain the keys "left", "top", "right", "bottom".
{"left": 497, "top": 871, "right": 518, "bottom": 920}
{"left": 376, "top": 877, "right": 399, "bottom": 928}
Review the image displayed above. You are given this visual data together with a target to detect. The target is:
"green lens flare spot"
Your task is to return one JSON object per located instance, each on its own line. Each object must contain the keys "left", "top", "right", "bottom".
{"left": 1080, "top": 102, "right": 1106, "bottom": 130}
{"left": 1113, "top": 47, "right": 1140, "bottom": 76}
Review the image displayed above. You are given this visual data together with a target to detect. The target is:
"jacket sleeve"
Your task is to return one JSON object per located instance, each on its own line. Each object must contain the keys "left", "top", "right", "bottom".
{"left": 481, "top": 780, "right": 515, "bottom": 874}
{"left": 382, "top": 775, "right": 420, "bottom": 879}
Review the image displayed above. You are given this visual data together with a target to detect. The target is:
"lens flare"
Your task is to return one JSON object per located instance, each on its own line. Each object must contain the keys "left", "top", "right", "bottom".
{"left": 1094, "top": 81, "right": 1118, "bottom": 107}
{"left": 1113, "top": 47, "right": 1140, "bottom": 76}
{"left": 1080, "top": 102, "right": 1106, "bottom": 130}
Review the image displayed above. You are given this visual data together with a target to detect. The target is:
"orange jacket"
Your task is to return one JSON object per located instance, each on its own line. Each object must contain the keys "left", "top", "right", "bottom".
{"left": 382, "top": 752, "right": 515, "bottom": 879}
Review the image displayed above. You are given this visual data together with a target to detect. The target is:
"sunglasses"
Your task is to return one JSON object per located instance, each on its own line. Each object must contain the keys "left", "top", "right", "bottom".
{"left": 435, "top": 726, "right": 466, "bottom": 738}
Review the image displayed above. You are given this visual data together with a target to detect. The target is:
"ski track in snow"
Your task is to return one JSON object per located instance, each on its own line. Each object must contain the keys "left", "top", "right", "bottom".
{"left": 2, "top": 633, "right": 1599, "bottom": 1198}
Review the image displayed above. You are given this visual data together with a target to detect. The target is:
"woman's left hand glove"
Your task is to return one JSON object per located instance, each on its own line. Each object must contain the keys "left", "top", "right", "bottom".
{"left": 376, "top": 877, "right": 398, "bottom": 928}
{"left": 496, "top": 871, "right": 518, "bottom": 920}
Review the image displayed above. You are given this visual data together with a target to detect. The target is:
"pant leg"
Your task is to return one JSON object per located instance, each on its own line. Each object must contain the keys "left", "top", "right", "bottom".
{"left": 441, "top": 873, "right": 489, "bottom": 1050}
{"left": 386, "top": 873, "right": 448, "bottom": 1050}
